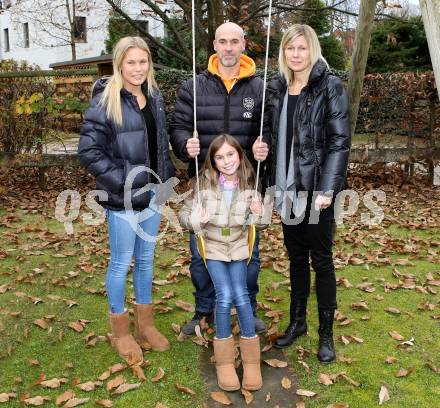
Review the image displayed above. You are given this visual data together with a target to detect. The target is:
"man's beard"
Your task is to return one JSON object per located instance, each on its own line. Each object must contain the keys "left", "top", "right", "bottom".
{"left": 220, "top": 55, "right": 239, "bottom": 67}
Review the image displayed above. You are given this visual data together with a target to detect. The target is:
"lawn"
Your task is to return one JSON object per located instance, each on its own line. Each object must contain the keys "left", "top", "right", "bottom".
{"left": 0, "top": 165, "right": 439, "bottom": 407}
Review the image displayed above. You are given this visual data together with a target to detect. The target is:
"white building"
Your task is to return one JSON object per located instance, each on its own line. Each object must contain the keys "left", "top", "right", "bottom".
{"left": 0, "top": 0, "right": 178, "bottom": 69}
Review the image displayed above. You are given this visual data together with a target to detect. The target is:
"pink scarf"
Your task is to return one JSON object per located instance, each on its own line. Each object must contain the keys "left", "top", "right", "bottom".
{"left": 219, "top": 173, "right": 239, "bottom": 189}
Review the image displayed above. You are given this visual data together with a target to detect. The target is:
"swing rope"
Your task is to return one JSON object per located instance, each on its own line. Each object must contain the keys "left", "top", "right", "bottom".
{"left": 254, "top": 0, "right": 273, "bottom": 196}
{"left": 191, "top": 0, "right": 201, "bottom": 205}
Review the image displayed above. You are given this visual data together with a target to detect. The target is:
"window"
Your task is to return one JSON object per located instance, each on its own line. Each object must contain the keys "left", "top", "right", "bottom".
{"left": 3, "top": 28, "right": 10, "bottom": 52}
{"left": 136, "top": 20, "right": 149, "bottom": 36}
{"left": 23, "top": 22, "right": 30, "bottom": 48}
{"left": 73, "top": 16, "right": 87, "bottom": 43}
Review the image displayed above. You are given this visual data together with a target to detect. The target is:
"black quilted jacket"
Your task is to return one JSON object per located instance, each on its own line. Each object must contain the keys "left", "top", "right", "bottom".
{"left": 264, "top": 60, "right": 351, "bottom": 193}
{"left": 78, "top": 78, "right": 175, "bottom": 210}
{"left": 170, "top": 70, "right": 264, "bottom": 177}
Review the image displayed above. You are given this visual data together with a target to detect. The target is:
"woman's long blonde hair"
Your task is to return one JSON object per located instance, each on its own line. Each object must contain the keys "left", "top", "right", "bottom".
{"left": 278, "top": 24, "right": 329, "bottom": 86}
{"left": 98, "top": 36, "right": 158, "bottom": 125}
{"left": 191, "top": 134, "right": 256, "bottom": 196}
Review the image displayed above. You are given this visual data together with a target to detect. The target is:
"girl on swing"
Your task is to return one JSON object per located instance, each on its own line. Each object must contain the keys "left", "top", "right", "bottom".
{"left": 179, "top": 134, "right": 268, "bottom": 391}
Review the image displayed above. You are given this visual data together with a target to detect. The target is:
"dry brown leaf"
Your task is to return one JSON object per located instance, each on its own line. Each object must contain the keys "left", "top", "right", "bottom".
{"left": 175, "top": 300, "right": 195, "bottom": 313}
{"left": 388, "top": 331, "right": 404, "bottom": 341}
{"left": 171, "top": 323, "right": 181, "bottom": 334}
{"left": 29, "top": 359, "right": 40, "bottom": 366}
{"left": 385, "top": 307, "right": 401, "bottom": 315}
{"left": 379, "top": 385, "right": 390, "bottom": 405}
{"left": 426, "top": 362, "right": 440, "bottom": 374}
{"left": 175, "top": 383, "right": 196, "bottom": 395}
{"left": 264, "top": 358, "right": 288, "bottom": 368}
{"left": 97, "top": 370, "right": 111, "bottom": 381}
{"left": 281, "top": 377, "right": 292, "bottom": 389}
{"left": 55, "top": 390, "right": 74, "bottom": 406}
{"left": 23, "top": 396, "right": 51, "bottom": 406}
{"left": 296, "top": 389, "right": 317, "bottom": 397}
{"left": 326, "top": 404, "right": 349, "bottom": 408}
{"left": 210, "top": 391, "right": 232, "bottom": 405}
{"left": 111, "top": 383, "right": 140, "bottom": 396}
{"left": 95, "top": 400, "right": 113, "bottom": 407}
{"left": 318, "top": 373, "right": 333, "bottom": 386}
{"left": 106, "top": 376, "right": 125, "bottom": 392}
{"left": 63, "top": 398, "right": 90, "bottom": 408}
{"left": 241, "top": 388, "right": 254, "bottom": 405}
{"left": 396, "top": 367, "right": 414, "bottom": 378}
{"left": 151, "top": 368, "right": 165, "bottom": 383}
{"left": 34, "top": 319, "right": 49, "bottom": 330}
{"left": 109, "top": 363, "right": 126, "bottom": 374}
{"left": 385, "top": 356, "right": 397, "bottom": 364}
{"left": 154, "top": 403, "right": 168, "bottom": 408}
{"left": 0, "top": 393, "right": 16, "bottom": 403}
{"left": 68, "top": 322, "right": 84, "bottom": 333}
{"left": 40, "top": 378, "right": 63, "bottom": 389}
{"left": 131, "top": 365, "right": 146, "bottom": 381}
{"left": 296, "top": 401, "right": 306, "bottom": 408}
{"left": 76, "top": 381, "right": 99, "bottom": 392}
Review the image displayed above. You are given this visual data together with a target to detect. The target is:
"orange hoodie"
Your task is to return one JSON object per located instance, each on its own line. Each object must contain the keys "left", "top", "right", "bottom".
{"left": 208, "top": 54, "right": 256, "bottom": 93}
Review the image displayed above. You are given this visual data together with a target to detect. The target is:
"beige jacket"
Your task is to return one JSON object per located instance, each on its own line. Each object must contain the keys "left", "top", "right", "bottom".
{"left": 178, "top": 187, "right": 269, "bottom": 262}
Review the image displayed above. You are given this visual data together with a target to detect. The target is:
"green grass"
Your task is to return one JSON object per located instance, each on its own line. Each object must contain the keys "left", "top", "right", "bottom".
{"left": 0, "top": 198, "right": 439, "bottom": 407}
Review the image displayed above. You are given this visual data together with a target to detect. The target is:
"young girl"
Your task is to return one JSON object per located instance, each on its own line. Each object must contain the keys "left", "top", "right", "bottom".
{"left": 179, "top": 134, "right": 268, "bottom": 391}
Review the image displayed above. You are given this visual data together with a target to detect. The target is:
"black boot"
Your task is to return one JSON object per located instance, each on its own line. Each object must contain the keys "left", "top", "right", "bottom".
{"left": 317, "top": 309, "right": 336, "bottom": 364}
{"left": 274, "top": 299, "right": 307, "bottom": 349}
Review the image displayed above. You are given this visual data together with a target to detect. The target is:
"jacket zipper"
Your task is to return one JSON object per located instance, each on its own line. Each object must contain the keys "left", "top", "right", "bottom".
{"left": 133, "top": 96, "right": 151, "bottom": 182}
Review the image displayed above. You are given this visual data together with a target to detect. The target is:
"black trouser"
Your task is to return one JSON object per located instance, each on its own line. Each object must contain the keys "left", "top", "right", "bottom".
{"left": 281, "top": 198, "right": 337, "bottom": 310}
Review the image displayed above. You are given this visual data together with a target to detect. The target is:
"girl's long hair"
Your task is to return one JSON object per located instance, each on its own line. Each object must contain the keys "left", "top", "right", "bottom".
{"left": 190, "top": 134, "right": 256, "bottom": 197}
{"left": 98, "top": 36, "right": 158, "bottom": 125}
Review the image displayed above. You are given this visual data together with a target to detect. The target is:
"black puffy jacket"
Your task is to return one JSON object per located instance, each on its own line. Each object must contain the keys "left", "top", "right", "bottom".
{"left": 78, "top": 79, "right": 175, "bottom": 210}
{"left": 170, "top": 70, "right": 264, "bottom": 177}
{"left": 264, "top": 60, "right": 351, "bottom": 194}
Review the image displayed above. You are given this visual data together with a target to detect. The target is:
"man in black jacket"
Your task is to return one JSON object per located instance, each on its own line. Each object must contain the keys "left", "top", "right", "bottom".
{"left": 170, "top": 22, "right": 269, "bottom": 335}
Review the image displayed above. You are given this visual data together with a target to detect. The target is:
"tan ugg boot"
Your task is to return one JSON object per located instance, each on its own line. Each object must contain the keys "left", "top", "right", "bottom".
{"left": 109, "top": 311, "right": 143, "bottom": 365}
{"left": 213, "top": 336, "right": 240, "bottom": 391}
{"left": 134, "top": 304, "right": 169, "bottom": 351}
{"left": 240, "top": 336, "right": 263, "bottom": 390}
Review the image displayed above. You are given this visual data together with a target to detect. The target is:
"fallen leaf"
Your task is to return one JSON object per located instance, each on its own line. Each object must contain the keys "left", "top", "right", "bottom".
{"left": 318, "top": 373, "right": 333, "bottom": 386}
{"left": 131, "top": 365, "right": 146, "bottom": 381}
{"left": 111, "top": 383, "right": 140, "bottom": 396}
{"left": 34, "top": 319, "right": 49, "bottom": 330}
{"left": 389, "top": 331, "right": 404, "bottom": 341}
{"left": 281, "top": 377, "right": 292, "bottom": 389}
{"left": 385, "top": 307, "right": 401, "bottom": 315}
{"left": 109, "top": 363, "right": 126, "bottom": 374}
{"left": 326, "top": 404, "right": 349, "bottom": 408}
{"left": 379, "top": 385, "right": 390, "bottom": 405}
{"left": 385, "top": 356, "right": 397, "bottom": 364}
{"left": 40, "top": 378, "right": 65, "bottom": 389}
{"left": 68, "top": 322, "right": 84, "bottom": 333}
{"left": 241, "top": 388, "right": 254, "bottom": 404}
{"left": 95, "top": 400, "right": 113, "bottom": 407}
{"left": 296, "top": 389, "right": 317, "bottom": 397}
{"left": 210, "top": 391, "right": 232, "bottom": 405}
{"left": 151, "top": 368, "right": 165, "bottom": 383}
{"left": 55, "top": 390, "right": 74, "bottom": 406}
{"left": 106, "top": 376, "right": 125, "bottom": 392}
{"left": 23, "top": 396, "right": 51, "bottom": 406}
{"left": 175, "top": 383, "right": 195, "bottom": 395}
{"left": 175, "top": 300, "right": 195, "bottom": 313}
{"left": 396, "top": 367, "right": 414, "bottom": 378}
{"left": 264, "top": 359, "right": 288, "bottom": 368}
{"left": 63, "top": 398, "right": 90, "bottom": 407}
{"left": 76, "top": 381, "right": 99, "bottom": 392}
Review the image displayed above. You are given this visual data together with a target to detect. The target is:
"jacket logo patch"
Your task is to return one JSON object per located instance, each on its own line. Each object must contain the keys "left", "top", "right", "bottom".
{"left": 243, "top": 97, "right": 255, "bottom": 111}
{"left": 243, "top": 111, "right": 253, "bottom": 119}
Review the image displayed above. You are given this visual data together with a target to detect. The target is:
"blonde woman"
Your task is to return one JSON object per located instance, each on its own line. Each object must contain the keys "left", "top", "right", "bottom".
{"left": 78, "top": 37, "right": 175, "bottom": 363}
{"left": 264, "top": 24, "right": 351, "bottom": 363}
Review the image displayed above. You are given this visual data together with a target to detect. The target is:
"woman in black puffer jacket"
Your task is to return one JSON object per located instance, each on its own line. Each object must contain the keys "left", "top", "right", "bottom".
{"left": 264, "top": 24, "right": 350, "bottom": 363}
{"left": 78, "top": 37, "right": 175, "bottom": 364}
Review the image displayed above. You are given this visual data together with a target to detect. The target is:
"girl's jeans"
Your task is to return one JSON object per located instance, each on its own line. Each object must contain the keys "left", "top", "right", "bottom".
{"left": 106, "top": 205, "right": 161, "bottom": 314}
{"left": 206, "top": 259, "right": 256, "bottom": 339}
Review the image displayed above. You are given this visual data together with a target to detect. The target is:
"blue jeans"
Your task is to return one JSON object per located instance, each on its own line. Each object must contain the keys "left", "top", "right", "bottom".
{"left": 206, "top": 259, "right": 256, "bottom": 339}
{"left": 189, "top": 232, "right": 260, "bottom": 314}
{"left": 106, "top": 204, "right": 161, "bottom": 314}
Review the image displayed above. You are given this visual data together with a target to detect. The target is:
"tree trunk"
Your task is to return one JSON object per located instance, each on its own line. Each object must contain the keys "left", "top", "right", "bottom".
{"left": 347, "top": 0, "right": 377, "bottom": 137}
{"left": 419, "top": 0, "right": 440, "bottom": 101}
{"left": 66, "top": 0, "right": 77, "bottom": 61}
{"left": 207, "top": 0, "right": 225, "bottom": 56}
